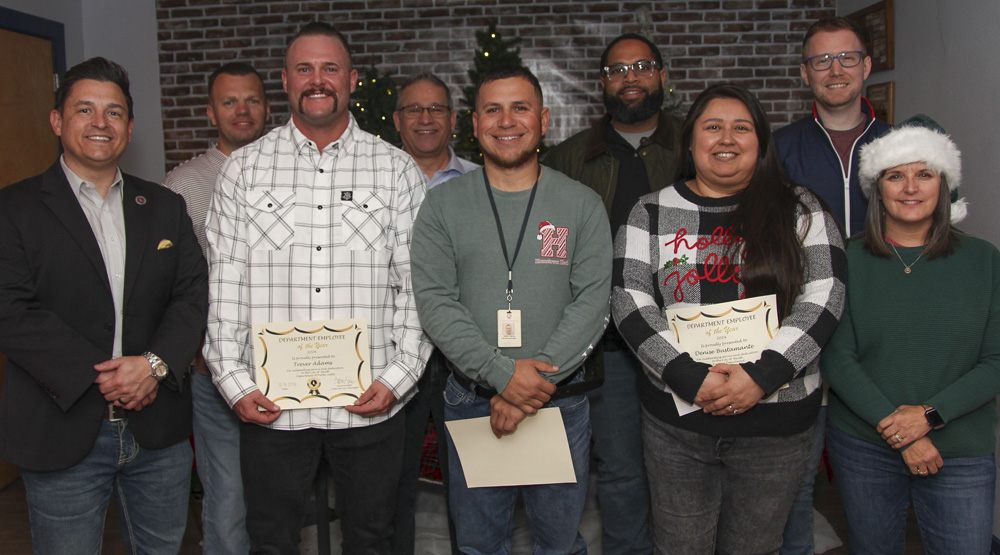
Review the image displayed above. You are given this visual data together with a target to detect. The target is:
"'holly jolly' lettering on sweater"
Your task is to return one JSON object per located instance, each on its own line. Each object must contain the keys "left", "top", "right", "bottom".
{"left": 661, "top": 226, "right": 743, "bottom": 302}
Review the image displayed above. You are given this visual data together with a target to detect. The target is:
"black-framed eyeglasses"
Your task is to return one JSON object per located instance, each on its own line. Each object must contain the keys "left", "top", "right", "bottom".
{"left": 602, "top": 60, "right": 659, "bottom": 80}
{"left": 804, "top": 51, "right": 866, "bottom": 71}
{"left": 398, "top": 104, "right": 450, "bottom": 118}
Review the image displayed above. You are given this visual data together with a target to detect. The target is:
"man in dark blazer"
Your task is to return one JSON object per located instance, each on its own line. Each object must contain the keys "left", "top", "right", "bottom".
{"left": 0, "top": 57, "right": 207, "bottom": 553}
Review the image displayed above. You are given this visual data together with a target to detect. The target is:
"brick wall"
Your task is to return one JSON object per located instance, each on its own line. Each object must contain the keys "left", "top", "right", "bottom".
{"left": 157, "top": 0, "right": 834, "bottom": 171}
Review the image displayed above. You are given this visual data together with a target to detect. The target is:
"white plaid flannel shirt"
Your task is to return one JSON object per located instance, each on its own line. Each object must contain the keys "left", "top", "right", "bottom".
{"left": 204, "top": 116, "right": 432, "bottom": 430}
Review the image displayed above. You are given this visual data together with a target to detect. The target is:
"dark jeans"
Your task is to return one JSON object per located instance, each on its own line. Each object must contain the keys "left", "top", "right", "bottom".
{"left": 827, "top": 424, "right": 995, "bottom": 555}
{"left": 393, "top": 349, "right": 457, "bottom": 555}
{"left": 587, "top": 348, "right": 653, "bottom": 555}
{"left": 444, "top": 374, "right": 591, "bottom": 555}
{"left": 643, "top": 410, "right": 814, "bottom": 555}
{"left": 20, "top": 419, "right": 192, "bottom": 555}
{"left": 240, "top": 413, "right": 405, "bottom": 555}
{"left": 780, "top": 405, "right": 827, "bottom": 555}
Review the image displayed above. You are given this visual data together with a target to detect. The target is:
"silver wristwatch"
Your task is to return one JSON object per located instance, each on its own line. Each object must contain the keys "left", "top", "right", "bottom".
{"left": 143, "top": 351, "right": 169, "bottom": 381}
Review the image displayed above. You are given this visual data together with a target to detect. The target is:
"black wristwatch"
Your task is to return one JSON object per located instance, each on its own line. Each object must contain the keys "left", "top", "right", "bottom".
{"left": 923, "top": 405, "right": 945, "bottom": 430}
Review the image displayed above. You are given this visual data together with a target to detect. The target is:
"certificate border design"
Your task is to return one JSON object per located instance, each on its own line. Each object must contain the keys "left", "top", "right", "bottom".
{"left": 255, "top": 323, "right": 369, "bottom": 404}
{"left": 669, "top": 298, "right": 777, "bottom": 342}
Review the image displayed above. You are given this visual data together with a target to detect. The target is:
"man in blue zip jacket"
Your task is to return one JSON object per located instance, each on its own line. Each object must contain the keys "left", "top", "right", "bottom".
{"left": 774, "top": 17, "right": 891, "bottom": 555}
{"left": 776, "top": 17, "right": 891, "bottom": 238}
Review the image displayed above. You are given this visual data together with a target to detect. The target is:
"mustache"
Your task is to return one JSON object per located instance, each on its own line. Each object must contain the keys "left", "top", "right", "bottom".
{"left": 616, "top": 85, "right": 650, "bottom": 97}
{"left": 297, "top": 87, "right": 337, "bottom": 111}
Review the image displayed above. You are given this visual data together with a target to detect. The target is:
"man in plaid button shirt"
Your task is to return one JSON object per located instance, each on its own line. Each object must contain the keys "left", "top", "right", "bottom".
{"left": 204, "top": 22, "right": 432, "bottom": 554}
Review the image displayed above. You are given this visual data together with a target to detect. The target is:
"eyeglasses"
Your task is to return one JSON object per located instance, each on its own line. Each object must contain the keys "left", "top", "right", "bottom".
{"left": 804, "top": 51, "right": 866, "bottom": 71}
{"left": 398, "top": 104, "right": 450, "bottom": 118}
{"left": 602, "top": 60, "right": 659, "bottom": 80}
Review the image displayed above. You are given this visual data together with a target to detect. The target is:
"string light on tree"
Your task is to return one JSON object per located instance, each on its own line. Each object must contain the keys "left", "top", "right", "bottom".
{"left": 349, "top": 65, "right": 401, "bottom": 147}
{"left": 455, "top": 23, "right": 546, "bottom": 159}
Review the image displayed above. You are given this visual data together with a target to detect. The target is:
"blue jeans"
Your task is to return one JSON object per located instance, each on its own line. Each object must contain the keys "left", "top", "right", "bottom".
{"left": 826, "top": 424, "right": 995, "bottom": 555}
{"left": 240, "top": 413, "right": 404, "bottom": 555}
{"left": 780, "top": 406, "right": 827, "bottom": 555}
{"left": 444, "top": 374, "right": 590, "bottom": 555}
{"left": 642, "top": 411, "right": 814, "bottom": 555}
{"left": 20, "top": 418, "right": 193, "bottom": 555}
{"left": 191, "top": 370, "right": 250, "bottom": 555}
{"left": 393, "top": 349, "right": 457, "bottom": 555}
{"left": 587, "top": 349, "right": 652, "bottom": 555}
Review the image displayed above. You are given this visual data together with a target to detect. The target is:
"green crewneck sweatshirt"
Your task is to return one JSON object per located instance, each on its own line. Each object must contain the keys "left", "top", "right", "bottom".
{"left": 823, "top": 236, "right": 1000, "bottom": 457}
{"left": 411, "top": 166, "right": 612, "bottom": 393}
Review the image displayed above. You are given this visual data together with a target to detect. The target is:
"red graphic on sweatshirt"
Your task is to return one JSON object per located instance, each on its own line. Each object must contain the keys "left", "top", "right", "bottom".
{"left": 539, "top": 224, "right": 569, "bottom": 259}
{"left": 662, "top": 226, "right": 743, "bottom": 302}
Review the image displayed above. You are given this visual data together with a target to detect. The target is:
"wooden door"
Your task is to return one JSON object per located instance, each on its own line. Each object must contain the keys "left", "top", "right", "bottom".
{"left": 0, "top": 27, "right": 60, "bottom": 488}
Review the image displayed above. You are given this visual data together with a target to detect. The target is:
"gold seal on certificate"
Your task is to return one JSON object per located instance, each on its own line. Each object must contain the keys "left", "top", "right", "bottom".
{"left": 251, "top": 319, "right": 372, "bottom": 410}
{"left": 665, "top": 294, "right": 779, "bottom": 366}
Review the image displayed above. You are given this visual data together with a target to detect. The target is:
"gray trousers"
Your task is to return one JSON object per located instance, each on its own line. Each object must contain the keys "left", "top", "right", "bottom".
{"left": 642, "top": 410, "right": 814, "bottom": 555}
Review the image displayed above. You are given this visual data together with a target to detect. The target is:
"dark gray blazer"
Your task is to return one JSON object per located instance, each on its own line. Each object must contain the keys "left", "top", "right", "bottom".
{"left": 0, "top": 162, "right": 208, "bottom": 471}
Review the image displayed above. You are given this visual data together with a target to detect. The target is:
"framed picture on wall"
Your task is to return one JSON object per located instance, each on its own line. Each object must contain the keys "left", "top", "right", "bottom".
{"left": 848, "top": 0, "right": 895, "bottom": 72}
{"left": 867, "top": 81, "right": 895, "bottom": 124}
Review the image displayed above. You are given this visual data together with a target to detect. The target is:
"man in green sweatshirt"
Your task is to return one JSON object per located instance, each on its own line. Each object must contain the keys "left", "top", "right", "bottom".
{"left": 411, "top": 65, "right": 612, "bottom": 554}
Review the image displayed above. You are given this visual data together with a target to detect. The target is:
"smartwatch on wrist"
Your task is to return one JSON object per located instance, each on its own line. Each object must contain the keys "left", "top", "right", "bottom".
{"left": 923, "top": 405, "right": 945, "bottom": 430}
{"left": 143, "top": 352, "right": 169, "bottom": 382}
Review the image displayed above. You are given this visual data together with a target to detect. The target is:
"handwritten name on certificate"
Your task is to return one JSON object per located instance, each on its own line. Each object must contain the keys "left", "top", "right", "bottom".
{"left": 252, "top": 319, "right": 372, "bottom": 410}
{"left": 664, "top": 295, "right": 779, "bottom": 415}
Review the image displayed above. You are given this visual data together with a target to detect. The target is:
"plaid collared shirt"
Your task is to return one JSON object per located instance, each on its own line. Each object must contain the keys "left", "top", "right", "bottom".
{"left": 205, "top": 115, "right": 432, "bottom": 430}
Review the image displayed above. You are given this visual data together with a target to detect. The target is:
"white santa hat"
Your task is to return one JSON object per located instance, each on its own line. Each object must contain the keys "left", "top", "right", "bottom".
{"left": 858, "top": 114, "right": 967, "bottom": 223}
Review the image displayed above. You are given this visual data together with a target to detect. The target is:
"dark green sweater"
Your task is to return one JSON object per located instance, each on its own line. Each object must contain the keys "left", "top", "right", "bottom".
{"left": 823, "top": 236, "right": 1000, "bottom": 457}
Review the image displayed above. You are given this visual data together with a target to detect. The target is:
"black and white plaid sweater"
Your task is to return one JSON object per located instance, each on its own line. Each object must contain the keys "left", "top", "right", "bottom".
{"left": 612, "top": 180, "right": 846, "bottom": 437}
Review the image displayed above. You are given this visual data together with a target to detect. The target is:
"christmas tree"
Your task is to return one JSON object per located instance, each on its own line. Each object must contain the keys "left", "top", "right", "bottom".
{"left": 350, "top": 65, "right": 401, "bottom": 147}
{"left": 663, "top": 82, "right": 686, "bottom": 116}
{"left": 455, "top": 24, "right": 534, "bottom": 160}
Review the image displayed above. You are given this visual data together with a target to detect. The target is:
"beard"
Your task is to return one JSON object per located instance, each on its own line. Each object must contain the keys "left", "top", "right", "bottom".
{"left": 603, "top": 85, "right": 665, "bottom": 125}
{"left": 480, "top": 139, "right": 540, "bottom": 171}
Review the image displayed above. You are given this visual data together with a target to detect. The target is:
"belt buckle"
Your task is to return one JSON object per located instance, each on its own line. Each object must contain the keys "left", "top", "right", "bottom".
{"left": 106, "top": 403, "right": 125, "bottom": 422}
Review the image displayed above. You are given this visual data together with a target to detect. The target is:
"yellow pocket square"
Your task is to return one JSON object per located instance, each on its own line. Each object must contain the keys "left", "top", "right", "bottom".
{"left": 157, "top": 239, "right": 174, "bottom": 250}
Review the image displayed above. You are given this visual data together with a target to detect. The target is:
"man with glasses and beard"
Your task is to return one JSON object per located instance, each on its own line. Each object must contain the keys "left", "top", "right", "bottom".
{"left": 543, "top": 32, "right": 682, "bottom": 555}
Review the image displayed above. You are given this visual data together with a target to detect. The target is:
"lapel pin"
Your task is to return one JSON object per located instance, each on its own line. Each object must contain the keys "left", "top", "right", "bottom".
{"left": 135, "top": 196, "right": 147, "bottom": 205}
{"left": 341, "top": 191, "right": 353, "bottom": 201}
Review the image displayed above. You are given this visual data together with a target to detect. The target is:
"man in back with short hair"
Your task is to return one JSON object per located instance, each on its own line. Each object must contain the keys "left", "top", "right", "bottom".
{"left": 776, "top": 17, "right": 891, "bottom": 237}
{"left": 774, "top": 17, "right": 891, "bottom": 555}
{"left": 391, "top": 72, "right": 476, "bottom": 555}
{"left": 161, "top": 60, "right": 269, "bottom": 555}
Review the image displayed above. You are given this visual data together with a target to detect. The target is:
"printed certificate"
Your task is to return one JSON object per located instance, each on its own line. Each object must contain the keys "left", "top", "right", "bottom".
{"left": 251, "top": 319, "right": 371, "bottom": 410}
{"left": 665, "top": 294, "right": 779, "bottom": 366}
{"left": 664, "top": 295, "right": 779, "bottom": 415}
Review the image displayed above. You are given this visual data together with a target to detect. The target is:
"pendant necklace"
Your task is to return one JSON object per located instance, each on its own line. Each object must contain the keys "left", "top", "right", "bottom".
{"left": 890, "top": 243, "right": 924, "bottom": 274}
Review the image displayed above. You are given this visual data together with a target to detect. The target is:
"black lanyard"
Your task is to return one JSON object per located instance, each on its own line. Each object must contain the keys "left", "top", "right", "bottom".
{"left": 483, "top": 166, "right": 541, "bottom": 309}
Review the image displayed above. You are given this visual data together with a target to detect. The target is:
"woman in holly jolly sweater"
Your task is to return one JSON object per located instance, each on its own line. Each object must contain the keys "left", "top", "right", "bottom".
{"left": 612, "top": 84, "right": 845, "bottom": 554}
